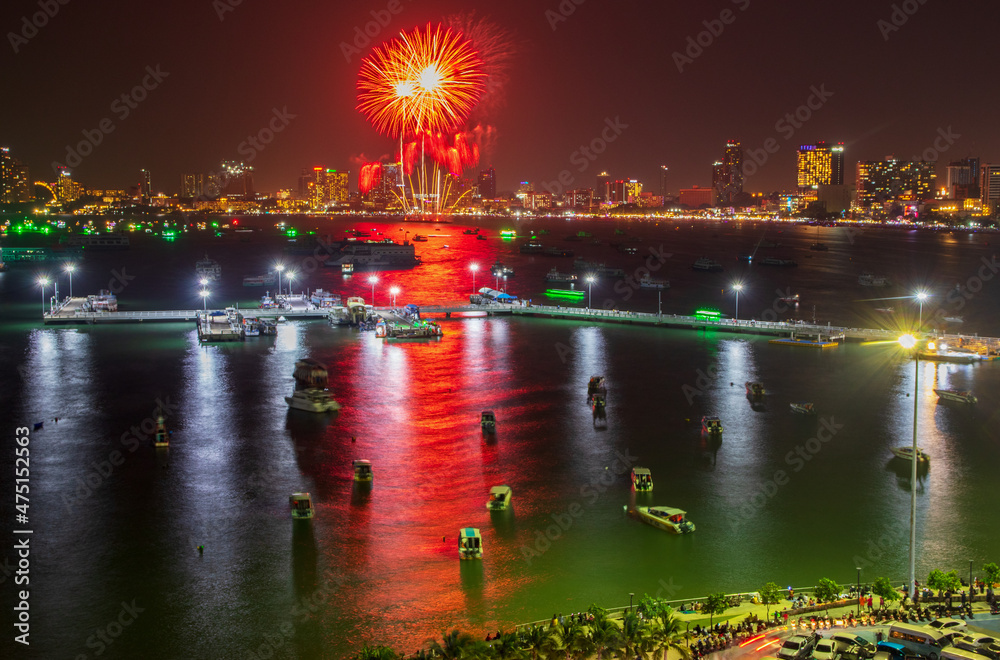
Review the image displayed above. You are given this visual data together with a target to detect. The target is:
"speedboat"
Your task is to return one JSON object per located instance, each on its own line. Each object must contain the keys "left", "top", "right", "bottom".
{"left": 790, "top": 402, "right": 816, "bottom": 415}
{"left": 933, "top": 389, "right": 977, "bottom": 404}
{"left": 154, "top": 415, "right": 170, "bottom": 447}
{"left": 745, "top": 381, "right": 765, "bottom": 397}
{"left": 486, "top": 486, "right": 512, "bottom": 511}
{"left": 631, "top": 467, "right": 653, "bottom": 492}
{"left": 458, "top": 527, "right": 482, "bottom": 559}
{"left": 587, "top": 376, "right": 607, "bottom": 397}
{"left": 480, "top": 410, "right": 496, "bottom": 433}
{"left": 891, "top": 446, "right": 929, "bottom": 463}
{"left": 285, "top": 388, "right": 341, "bottom": 412}
{"left": 702, "top": 416, "right": 723, "bottom": 434}
{"left": 630, "top": 506, "right": 695, "bottom": 534}
{"left": 353, "top": 459, "right": 373, "bottom": 482}
{"left": 692, "top": 257, "right": 723, "bottom": 271}
{"left": 289, "top": 492, "right": 314, "bottom": 519}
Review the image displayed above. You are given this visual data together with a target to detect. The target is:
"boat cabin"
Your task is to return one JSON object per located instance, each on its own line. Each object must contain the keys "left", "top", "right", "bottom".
{"left": 480, "top": 411, "right": 496, "bottom": 431}
{"left": 458, "top": 527, "right": 483, "bottom": 559}
{"left": 486, "top": 485, "right": 512, "bottom": 511}
{"left": 353, "top": 459, "right": 373, "bottom": 482}
{"left": 631, "top": 467, "right": 653, "bottom": 492}
{"left": 289, "top": 492, "right": 314, "bottom": 519}
{"left": 587, "top": 376, "right": 607, "bottom": 396}
{"left": 591, "top": 394, "right": 606, "bottom": 412}
{"left": 790, "top": 402, "right": 816, "bottom": 415}
{"left": 154, "top": 415, "right": 170, "bottom": 447}
{"left": 745, "top": 381, "right": 765, "bottom": 397}
{"left": 702, "top": 416, "right": 723, "bottom": 434}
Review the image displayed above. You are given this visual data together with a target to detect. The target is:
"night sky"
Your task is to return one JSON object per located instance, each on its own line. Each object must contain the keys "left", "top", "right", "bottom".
{"left": 2, "top": 0, "right": 999, "bottom": 196}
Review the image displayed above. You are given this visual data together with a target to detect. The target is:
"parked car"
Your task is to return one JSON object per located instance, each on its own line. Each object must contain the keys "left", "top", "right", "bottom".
{"left": 954, "top": 642, "right": 998, "bottom": 660}
{"left": 779, "top": 635, "right": 820, "bottom": 660}
{"left": 813, "top": 639, "right": 843, "bottom": 660}
{"left": 833, "top": 634, "right": 877, "bottom": 656}
{"left": 927, "top": 618, "right": 968, "bottom": 632}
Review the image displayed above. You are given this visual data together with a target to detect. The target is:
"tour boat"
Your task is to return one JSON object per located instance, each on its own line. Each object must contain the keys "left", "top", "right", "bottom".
{"left": 933, "top": 389, "right": 977, "bottom": 404}
{"left": 195, "top": 254, "right": 222, "bottom": 281}
{"left": 631, "top": 467, "right": 653, "bottom": 492}
{"left": 790, "top": 402, "right": 816, "bottom": 415}
{"left": 242, "top": 316, "right": 260, "bottom": 337}
{"left": 458, "top": 527, "right": 482, "bottom": 559}
{"left": 745, "top": 381, "right": 765, "bottom": 397}
{"left": 891, "top": 446, "right": 930, "bottom": 463}
{"left": 486, "top": 486, "right": 512, "bottom": 511}
{"left": 638, "top": 275, "right": 670, "bottom": 289}
{"left": 353, "top": 460, "right": 373, "bottom": 482}
{"left": 587, "top": 376, "right": 607, "bottom": 397}
{"left": 702, "top": 416, "right": 723, "bottom": 434}
{"left": 692, "top": 257, "right": 724, "bottom": 271}
{"left": 480, "top": 410, "right": 496, "bottom": 432}
{"left": 631, "top": 506, "right": 695, "bottom": 534}
{"left": 858, "top": 273, "right": 889, "bottom": 287}
{"left": 153, "top": 415, "right": 170, "bottom": 447}
{"left": 289, "top": 492, "right": 314, "bottom": 519}
{"left": 285, "top": 359, "right": 341, "bottom": 412}
{"left": 779, "top": 293, "right": 800, "bottom": 304}
{"left": 545, "top": 268, "right": 578, "bottom": 283}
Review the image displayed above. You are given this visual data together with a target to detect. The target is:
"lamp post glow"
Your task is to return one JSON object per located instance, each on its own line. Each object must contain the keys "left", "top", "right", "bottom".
{"left": 899, "top": 333, "right": 919, "bottom": 600}
{"left": 734, "top": 282, "right": 744, "bottom": 324}
{"left": 369, "top": 275, "right": 378, "bottom": 306}
{"left": 38, "top": 277, "right": 50, "bottom": 315}
{"left": 200, "top": 289, "right": 209, "bottom": 311}
{"left": 276, "top": 263, "right": 285, "bottom": 295}
{"left": 390, "top": 286, "right": 400, "bottom": 308}
{"left": 586, "top": 275, "right": 595, "bottom": 310}
{"left": 470, "top": 263, "right": 479, "bottom": 295}
{"left": 65, "top": 263, "right": 75, "bottom": 298}
{"left": 286, "top": 272, "right": 296, "bottom": 296}
{"left": 915, "top": 291, "right": 928, "bottom": 330}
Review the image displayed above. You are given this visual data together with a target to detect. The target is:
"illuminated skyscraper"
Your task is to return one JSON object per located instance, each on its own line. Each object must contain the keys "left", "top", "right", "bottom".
{"left": 659, "top": 165, "right": 669, "bottom": 199}
{"left": 797, "top": 142, "right": 845, "bottom": 192}
{"left": 140, "top": 169, "right": 151, "bottom": 203}
{"left": 595, "top": 172, "right": 611, "bottom": 201}
{"left": 56, "top": 167, "right": 82, "bottom": 203}
{"left": 477, "top": 166, "right": 496, "bottom": 199}
{"left": 181, "top": 173, "right": 204, "bottom": 198}
{"left": 713, "top": 140, "right": 743, "bottom": 205}
{"left": 0, "top": 147, "right": 31, "bottom": 203}
{"left": 982, "top": 164, "right": 1000, "bottom": 204}
{"left": 855, "top": 158, "right": 936, "bottom": 208}
{"left": 217, "top": 161, "right": 254, "bottom": 199}
{"left": 612, "top": 179, "right": 641, "bottom": 204}
{"left": 306, "top": 168, "right": 349, "bottom": 208}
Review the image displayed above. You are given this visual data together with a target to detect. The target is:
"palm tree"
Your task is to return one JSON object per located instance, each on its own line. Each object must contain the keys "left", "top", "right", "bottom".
{"left": 651, "top": 610, "right": 691, "bottom": 660}
{"left": 491, "top": 631, "right": 528, "bottom": 660}
{"left": 355, "top": 644, "right": 401, "bottom": 660}
{"left": 431, "top": 630, "right": 477, "bottom": 660}
{"left": 589, "top": 616, "right": 623, "bottom": 660}
{"left": 520, "top": 626, "right": 548, "bottom": 660}
{"left": 617, "top": 611, "right": 653, "bottom": 660}
{"left": 539, "top": 623, "right": 567, "bottom": 660}
{"left": 563, "top": 620, "right": 595, "bottom": 660}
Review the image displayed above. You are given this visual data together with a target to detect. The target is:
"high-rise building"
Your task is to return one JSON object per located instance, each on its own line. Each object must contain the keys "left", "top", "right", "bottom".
{"left": 477, "top": 166, "right": 496, "bottom": 200}
{"left": 0, "top": 147, "right": 31, "bottom": 203}
{"left": 566, "top": 189, "right": 593, "bottom": 209}
{"left": 55, "top": 167, "right": 82, "bottom": 203}
{"left": 856, "top": 158, "right": 936, "bottom": 208}
{"left": 217, "top": 161, "right": 254, "bottom": 199}
{"left": 305, "top": 167, "right": 349, "bottom": 208}
{"left": 181, "top": 173, "right": 204, "bottom": 198}
{"left": 982, "top": 164, "right": 1000, "bottom": 204}
{"left": 140, "top": 169, "right": 151, "bottom": 203}
{"left": 595, "top": 172, "right": 611, "bottom": 202}
{"left": 612, "top": 179, "right": 642, "bottom": 204}
{"left": 797, "top": 142, "right": 845, "bottom": 192}
{"left": 713, "top": 140, "right": 743, "bottom": 205}
{"left": 659, "top": 165, "right": 669, "bottom": 199}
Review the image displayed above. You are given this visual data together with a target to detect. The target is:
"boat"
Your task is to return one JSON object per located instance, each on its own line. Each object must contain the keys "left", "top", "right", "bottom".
{"left": 341, "top": 263, "right": 354, "bottom": 274}
{"left": 858, "top": 273, "right": 889, "bottom": 287}
{"left": 617, "top": 245, "right": 638, "bottom": 255}
{"left": 476, "top": 234, "right": 487, "bottom": 241}
{"left": 324, "top": 240, "right": 420, "bottom": 268}
{"left": 701, "top": 416, "right": 723, "bottom": 434}
{"left": 577, "top": 231, "right": 593, "bottom": 238}
{"left": 480, "top": 410, "right": 496, "bottom": 432}
{"left": 259, "top": 319, "right": 277, "bottom": 335}
{"left": 285, "top": 359, "right": 341, "bottom": 413}
{"left": 195, "top": 254, "right": 222, "bottom": 281}
{"left": 745, "top": 381, "right": 765, "bottom": 397}
{"left": 891, "top": 446, "right": 929, "bottom": 463}
{"left": 587, "top": 376, "right": 607, "bottom": 397}
{"left": 933, "top": 389, "right": 977, "bottom": 404}
{"left": 375, "top": 319, "right": 443, "bottom": 339}
{"left": 631, "top": 506, "right": 695, "bottom": 534}
{"left": 573, "top": 259, "right": 625, "bottom": 277}
{"left": 790, "top": 402, "right": 816, "bottom": 415}
{"left": 591, "top": 394, "right": 606, "bottom": 414}
{"left": 458, "top": 527, "right": 482, "bottom": 559}
{"left": 542, "top": 247, "right": 574, "bottom": 257}
{"left": 631, "top": 467, "right": 653, "bottom": 492}
{"left": 412, "top": 234, "right": 428, "bottom": 242}
{"left": 242, "top": 273, "right": 277, "bottom": 287}
{"left": 520, "top": 241, "right": 544, "bottom": 254}
{"left": 276, "top": 315, "right": 287, "bottom": 324}
{"left": 875, "top": 307, "right": 895, "bottom": 314}
{"left": 352, "top": 459, "right": 373, "bottom": 482}
{"left": 545, "top": 268, "right": 578, "bottom": 283}
{"left": 486, "top": 486, "right": 512, "bottom": 511}
{"left": 638, "top": 275, "right": 669, "bottom": 289}
{"left": 942, "top": 316, "right": 964, "bottom": 324}
{"left": 779, "top": 293, "right": 800, "bottom": 304}
{"left": 918, "top": 348, "right": 979, "bottom": 364}
{"left": 153, "top": 415, "right": 170, "bottom": 447}
{"left": 310, "top": 289, "right": 341, "bottom": 308}
{"left": 242, "top": 316, "right": 260, "bottom": 337}
{"left": 809, "top": 242, "right": 829, "bottom": 251}
{"left": 289, "top": 492, "right": 314, "bottom": 519}
{"left": 692, "top": 257, "right": 723, "bottom": 272}
{"left": 62, "top": 234, "right": 131, "bottom": 250}
{"left": 491, "top": 260, "right": 515, "bottom": 278}
{"left": 759, "top": 257, "right": 798, "bottom": 267}
{"left": 463, "top": 228, "right": 479, "bottom": 235}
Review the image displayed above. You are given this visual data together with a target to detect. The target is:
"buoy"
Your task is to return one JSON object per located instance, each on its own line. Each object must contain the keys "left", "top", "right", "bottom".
{"left": 442, "top": 536, "right": 446, "bottom": 543}
{"left": 351, "top": 436, "right": 356, "bottom": 443}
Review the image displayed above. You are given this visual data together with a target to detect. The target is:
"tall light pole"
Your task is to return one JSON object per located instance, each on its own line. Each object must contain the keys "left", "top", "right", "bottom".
{"left": 200, "top": 289, "right": 209, "bottom": 311}
{"left": 390, "top": 286, "right": 400, "bottom": 308}
{"left": 658, "top": 290, "right": 662, "bottom": 319}
{"left": 65, "top": 263, "right": 76, "bottom": 299}
{"left": 287, "top": 272, "right": 296, "bottom": 296}
{"left": 38, "top": 277, "right": 50, "bottom": 315}
{"left": 629, "top": 592, "right": 635, "bottom": 615}
{"left": 915, "top": 291, "right": 928, "bottom": 331}
{"left": 734, "top": 282, "right": 744, "bottom": 324}
{"left": 470, "top": 263, "right": 479, "bottom": 295}
{"left": 276, "top": 263, "right": 285, "bottom": 295}
{"left": 857, "top": 567, "right": 862, "bottom": 606}
{"left": 586, "top": 275, "right": 595, "bottom": 310}
{"left": 369, "top": 275, "right": 378, "bottom": 306}
{"left": 899, "top": 333, "right": 919, "bottom": 601}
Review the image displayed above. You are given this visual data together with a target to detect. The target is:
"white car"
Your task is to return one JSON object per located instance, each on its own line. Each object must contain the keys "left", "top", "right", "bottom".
{"left": 779, "top": 635, "right": 819, "bottom": 660}
{"left": 813, "top": 639, "right": 842, "bottom": 660}
{"left": 927, "top": 618, "right": 967, "bottom": 632}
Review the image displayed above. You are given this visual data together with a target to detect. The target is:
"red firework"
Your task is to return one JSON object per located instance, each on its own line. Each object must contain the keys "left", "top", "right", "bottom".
{"left": 359, "top": 162, "right": 383, "bottom": 194}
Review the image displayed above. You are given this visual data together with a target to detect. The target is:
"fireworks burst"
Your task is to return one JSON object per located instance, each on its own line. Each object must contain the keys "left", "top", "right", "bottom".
{"left": 357, "top": 23, "right": 486, "bottom": 137}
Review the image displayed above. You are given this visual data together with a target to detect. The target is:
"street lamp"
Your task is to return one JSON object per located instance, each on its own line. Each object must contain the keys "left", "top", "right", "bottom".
{"left": 276, "top": 263, "right": 285, "bottom": 295}
{"left": 369, "top": 275, "right": 378, "bottom": 306}
{"left": 857, "top": 567, "right": 862, "bottom": 607}
{"left": 390, "top": 286, "right": 400, "bottom": 308}
{"left": 38, "top": 277, "right": 50, "bottom": 315}
{"left": 586, "top": 275, "right": 596, "bottom": 310}
{"left": 199, "top": 277, "right": 209, "bottom": 288}
{"left": 65, "top": 263, "right": 76, "bottom": 299}
{"left": 915, "top": 291, "right": 928, "bottom": 331}
{"left": 734, "top": 282, "right": 744, "bottom": 324}
{"left": 899, "top": 333, "right": 919, "bottom": 600}
{"left": 629, "top": 592, "right": 634, "bottom": 615}
{"left": 470, "top": 263, "right": 479, "bottom": 295}
{"left": 286, "top": 272, "right": 296, "bottom": 296}
{"left": 200, "top": 289, "right": 209, "bottom": 311}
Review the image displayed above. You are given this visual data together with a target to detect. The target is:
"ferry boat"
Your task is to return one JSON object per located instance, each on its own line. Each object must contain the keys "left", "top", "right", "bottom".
{"left": 745, "top": 381, "right": 765, "bottom": 397}
{"left": 809, "top": 242, "right": 829, "bottom": 251}
{"left": 324, "top": 240, "right": 420, "bottom": 269}
{"left": 639, "top": 275, "right": 669, "bottom": 289}
{"left": 573, "top": 260, "right": 626, "bottom": 277}
{"left": 759, "top": 257, "right": 798, "bottom": 267}
{"left": 545, "top": 268, "right": 578, "bottom": 283}
{"left": 82, "top": 290, "right": 118, "bottom": 312}
{"left": 310, "top": 289, "right": 341, "bottom": 307}
{"left": 353, "top": 460, "right": 373, "bottom": 482}
{"left": 858, "top": 273, "right": 889, "bottom": 287}
{"left": 412, "top": 234, "right": 428, "bottom": 242}
{"left": 692, "top": 257, "right": 723, "bottom": 272}
{"left": 242, "top": 273, "right": 277, "bottom": 287}
{"left": 458, "top": 527, "right": 482, "bottom": 559}
{"left": 195, "top": 254, "right": 222, "bottom": 281}
{"left": 491, "top": 260, "right": 515, "bottom": 278}
{"left": 631, "top": 506, "right": 695, "bottom": 534}
{"left": 289, "top": 492, "right": 314, "bottom": 519}
{"left": 520, "top": 241, "right": 545, "bottom": 254}
{"left": 933, "top": 389, "right": 977, "bottom": 404}
{"left": 486, "top": 486, "right": 512, "bottom": 511}
{"left": 790, "top": 402, "right": 816, "bottom": 415}
{"left": 153, "top": 415, "right": 170, "bottom": 447}
{"left": 480, "top": 410, "right": 496, "bottom": 432}
{"left": 374, "top": 319, "right": 443, "bottom": 339}
{"left": 631, "top": 467, "right": 653, "bottom": 492}
{"left": 587, "top": 376, "right": 607, "bottom": 397}
{"left": 285, "top": 359, "right": 341, "bottom": 413}
{"left": 891, "top": 446, "right": 929, "bottom": 463}
{"left": 702, "top": 416, "right": 723, "bottom": 434}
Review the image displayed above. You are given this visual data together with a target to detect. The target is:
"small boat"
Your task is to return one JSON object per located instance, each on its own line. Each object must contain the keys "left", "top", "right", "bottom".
{"left": 476, "top": 234, "right": 487, "bottom": 241}
{"left": 520, "top": 241, "right": 545, "bottom": 254}
{"left": 480, "top": 410, "right": 496, "bottom": 432}
{"left": 154, "top": 415, "right": 171, "bottom": 447}
{"left": 745, "top": 381, "right": 765, "bottom": 397}
{"left": 458, "top": 527, "right": 482, "bottom": 559}
{"left": 491, "top": 260, "right": 514, "bottom": 278}
{"left": 463, "top": 228, "right": 480, "bottom": 235}
{"left": 412, "top": 235, "right": 428, "bottom": 242}
{"left": 701, "top": 416, "right": 723, "bottom": 434}
{"left": 591, "top": 394, "right": 606, "bottom": 414}
{"left": 809, "top": 243, "right": 829, "bottom": 251}
{"left": 587, "top": 376, "right": 607, "bottom": 397}
{"left": 779, "top": 293, "right": 800, "bottom": 304}
{"left": 486, "top": 486, "right": 512, "bottom": 511}
{"left": 790, "top": 402, "right": 816, "bottom": 415}
{"left": 286, "top": 388, "right": 340, "bottom": 412}
{"left": 891, "top": 446, "right": 929, "bottom": 463}
{"left": 353, "top": 459, "right": 373, "bottom": 482}
{"left": 638, "top": 275, "right": 669, "bottom": 289}
{"left": 933, "top": 389, "right": 977, "bottom": 404}
{"left": 545, "top": 268, "right": 578, "bottom": 283}
{"left": 858, "top": 273, "right": 889, "bottom": 287}
{"left": 942, "top": 316, "right": 964, "bottom": 324}
{"left": 289, "top": 492, "right": 314, "bottom": 519}
{"left": 875, "top": 307, "right": 895, "bottom": 314}
{"left": 631, "top": 467, "right": 653, "bottom": 492}
{"left": 341, "top": 263, "right": 354, "bottom": 274}
{"left": 692, "top": 257, "right": 723, "bottom": 272}
{"left": 631, "top": 506, "right": 695, "bottom": 534}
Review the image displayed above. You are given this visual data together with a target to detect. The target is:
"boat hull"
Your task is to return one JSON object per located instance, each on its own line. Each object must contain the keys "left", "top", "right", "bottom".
{"left": 285, "top": 390, "right": 341, "bottom": 413}
{"left": 634, "top": 508, "right": 695, "bottom": 534}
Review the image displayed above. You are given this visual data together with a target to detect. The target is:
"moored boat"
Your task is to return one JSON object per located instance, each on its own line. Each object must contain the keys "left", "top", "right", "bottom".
{"left": 545, "top": 268, "right": 578, "bottom": 283}
{"left": 692, "top": 257, "right": 723, "bottom": 271}
{"left": 289, "top": 492, "right": 314, "bottom": 519}
{"left": 458, "top": 527, "right": 482, "bottom": 559}
{"left": 891, "top": 446, "right": 929, "bottom": 463}
{"left": 486, "top": 486, "right": 512, "bottom": 511}
{"left": 933, "top": 389, "right": 977, "bottom": 404}
{"left": 631, "top": 506, "right": 695, "bottom": 534}
{"left": 631, "top": 467, "right": 653, "bottom": 492}
{"left": 638, "top": 274, "right": 670, "bottom": 289}
{"left": 353, "top": 459, "right": 373, "bottom": 482}
{"left": 591, "top": 394, "right": 606, "bottom": 414}
{"left": 285, "top": 358, "right": 341, "bottom": 412}
{"left": 154, "top": 415, "right": 170, "bottom": 447}
{"left": 745, "top": 381, "right": 765, "bottom": 397}
{"left": 702, "top": 416, "right": 722, "bottom": 434}
{"left": 481, "top": 410, "right": 496, "bottom": 432}
{"left": 790, "top": 402, "right": 816, "bottom": 415}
